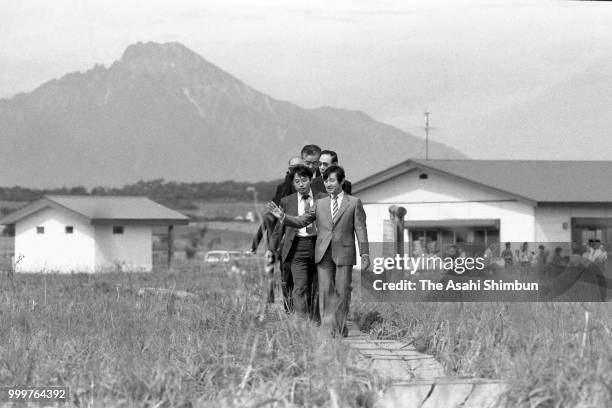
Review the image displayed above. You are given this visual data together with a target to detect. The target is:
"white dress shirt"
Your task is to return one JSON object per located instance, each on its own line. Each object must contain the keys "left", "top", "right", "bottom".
{"left": 296, "top": 189, "right": 316, "bottom": 237}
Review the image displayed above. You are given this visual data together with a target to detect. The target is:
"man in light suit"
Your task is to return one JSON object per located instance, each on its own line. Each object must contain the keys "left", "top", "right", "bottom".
{"left": 269, "top": 165, "right": 327, "bottom": 320}
{"left": 268, "top": 165, "right": 370, "bottom": 336}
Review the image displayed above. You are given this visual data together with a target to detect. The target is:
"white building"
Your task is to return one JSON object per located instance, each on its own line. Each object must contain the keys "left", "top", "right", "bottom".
{"left": 353, "top": 160, "right": 612, "bottom": 256}
{"left": 0, "top": 195, "right": 189, "bottom": 272}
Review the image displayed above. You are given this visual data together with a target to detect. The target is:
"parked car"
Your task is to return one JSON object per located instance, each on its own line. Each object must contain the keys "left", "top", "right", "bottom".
{"left": 228, "top": 251, "right": 245, "bottom": 260}
{"left": 204, "top": 250, "right": 264, "bottom": 270}
{"left": 204, "top": 250, "right": 248, "bottom": 263}
{"left": 204, "top": 251, "right": 232, "bottom": 264}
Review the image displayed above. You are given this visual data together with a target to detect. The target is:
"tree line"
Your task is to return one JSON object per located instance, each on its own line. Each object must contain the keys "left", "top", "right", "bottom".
{"left": 0, "top": 179, "right": 281, "bottom": 206}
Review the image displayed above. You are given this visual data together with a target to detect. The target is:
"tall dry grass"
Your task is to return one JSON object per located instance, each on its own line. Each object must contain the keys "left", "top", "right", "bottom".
{"left": 352, "top": 298, "right": 612, "bottom": 407}
{"left": 3, "top": 260, "right": 611, "bottom": 407}
{"left": 0, "top": 263, "right": 382, "bottom": 407}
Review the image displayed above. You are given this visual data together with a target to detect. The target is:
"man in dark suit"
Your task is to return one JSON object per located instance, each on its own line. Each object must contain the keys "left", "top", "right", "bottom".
{"left": 250, "top": 156, "right": 304, "bottom": 311}
{"left": 301, "top": 144, "right": 327, "bottom": 194}
{"left": 251, "top": 156, "right": 304, "bottom": 253}
{"left": 269, "top": 165, "right": 327, "bottom": 320}
{"left": 319, "top": 150, "right": 352, "bottom": 194}
{"left": 267, "top": 165, "right": 370, "bottom": 336}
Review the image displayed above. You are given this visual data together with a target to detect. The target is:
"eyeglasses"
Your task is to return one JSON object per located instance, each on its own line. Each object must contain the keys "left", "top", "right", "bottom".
{"left": 294, "top": 178, "right": 310, "bottom": 185}
{"left": 304, "top": 161, "right": 319, "bottom": 167}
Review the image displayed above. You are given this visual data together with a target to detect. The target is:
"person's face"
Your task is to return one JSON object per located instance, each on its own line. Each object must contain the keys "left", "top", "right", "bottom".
{"left": 293, "top": 173, "right": 311, "bottom": 195}
{"left": 324, "top": 172, "right": 344, "bottom": 195}
{"left": 319, "top": 154, "right": 334, "bottom": 175}
{"left": 302, "top": 153, "right": 320, "bottom": 172}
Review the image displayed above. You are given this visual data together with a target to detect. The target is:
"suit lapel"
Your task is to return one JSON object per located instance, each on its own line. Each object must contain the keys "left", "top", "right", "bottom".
{"left": 286, "top": 193, "right": 299, "bottom": 216}
{"left": 334, "top": 195, "right": 351, "bottom": 224}
{"left": 318, "top": 195, "right": 333, "bottom": 225}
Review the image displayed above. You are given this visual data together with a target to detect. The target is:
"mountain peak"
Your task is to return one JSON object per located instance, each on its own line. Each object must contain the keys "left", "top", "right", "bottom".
{"left": 0, "top": 41, "right": 464, "bottom": 187}
{"left": 121, "top": 41, "right": 197, "bottom": 62}
{"left": 119, "top": 41, "right": 223, "bottom": 77}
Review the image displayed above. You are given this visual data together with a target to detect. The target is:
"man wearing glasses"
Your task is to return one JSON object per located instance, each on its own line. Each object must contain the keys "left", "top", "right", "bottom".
{"left": 267, "top": 165, "right": 370, "bottom": 337}
{"left": 250, "top": 156, "right": 305, "bottom": 312}
{"left": 269, "top": 165, "right": 326, "bottom": 321}
{"left": 319, "top": 150, "right": 352, "bottom": 195}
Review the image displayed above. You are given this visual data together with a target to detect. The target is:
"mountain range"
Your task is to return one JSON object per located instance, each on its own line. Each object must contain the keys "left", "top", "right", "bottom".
{"left": 0, "top": 42, "right": 464, "bottom": 188}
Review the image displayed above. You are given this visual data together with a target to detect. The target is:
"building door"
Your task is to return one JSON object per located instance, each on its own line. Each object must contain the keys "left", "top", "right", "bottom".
{"left": 571, "top": 218, "right": 612, "bottom": 246}
{"left": 411, "top": 229, "right": 439, "bottom": 256}
{"left": 571, "top": 218, "right": 612, "bottom": 280}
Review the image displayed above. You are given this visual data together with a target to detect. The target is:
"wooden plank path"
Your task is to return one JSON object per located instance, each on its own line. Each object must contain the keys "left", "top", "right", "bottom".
{"left": 342, "top": 322, "right": 509, "bottom": 408}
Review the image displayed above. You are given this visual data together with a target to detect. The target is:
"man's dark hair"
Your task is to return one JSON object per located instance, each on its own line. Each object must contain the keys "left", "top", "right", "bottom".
{"left": 323, "top": 165, "right": 345, "bottom": 182}
{"left": 320, "top": 149, "right": 338, "bottom": 163}
{"left": 290, "top": 164, "right": 313, "bottom": 180}
{"left": 301, "top": 144, "right": 322, "bottom": 157}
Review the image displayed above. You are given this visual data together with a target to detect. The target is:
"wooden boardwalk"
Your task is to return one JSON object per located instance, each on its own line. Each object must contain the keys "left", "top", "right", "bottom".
{"left": 342, "top": 322, "right": 509, "bottom": 408}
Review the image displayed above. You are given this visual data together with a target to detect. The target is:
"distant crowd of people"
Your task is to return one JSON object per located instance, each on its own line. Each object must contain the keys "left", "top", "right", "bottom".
{"left": 497, "top": 240, "right": 608, "bottom": 270}
{"left": 250, "top": 144, "right": 369, "bottom": 337}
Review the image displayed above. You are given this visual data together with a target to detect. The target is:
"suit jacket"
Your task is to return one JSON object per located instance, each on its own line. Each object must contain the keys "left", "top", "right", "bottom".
{"left": 310, "top": 177, "right": 352, "bottom": 195}
{"left": 282, "top": 194, "right": 369, "bottom": 266}
{"left": 251, "top": 173, "right": 294, "bottom": 252}
{"left": 270, "top": 191, "right": 327, "bottom": 262}
{"left": 311, "top": 177, "right": 326, "bottom": 194}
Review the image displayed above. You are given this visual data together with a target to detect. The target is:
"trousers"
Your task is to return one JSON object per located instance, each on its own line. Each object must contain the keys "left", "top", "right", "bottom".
{"left": 317, "top": 245, "right": 352, "bottom": 334}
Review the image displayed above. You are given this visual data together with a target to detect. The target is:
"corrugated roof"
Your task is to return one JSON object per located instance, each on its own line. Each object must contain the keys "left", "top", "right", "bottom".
{"left": 0, "top": 195, "right": 190, "bottom": 225}
{"left": 354, "top": 160, "right": 612, "bottom": 203}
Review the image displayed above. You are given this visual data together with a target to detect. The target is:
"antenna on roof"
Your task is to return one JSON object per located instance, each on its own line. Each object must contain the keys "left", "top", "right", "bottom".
{"left": 424, "top": 110, "right": 432, "bottom": 160}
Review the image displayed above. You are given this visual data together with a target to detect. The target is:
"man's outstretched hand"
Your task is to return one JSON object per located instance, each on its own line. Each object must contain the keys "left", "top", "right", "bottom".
{"left": 266, "top": 202, "right": 284, "bottom": 219}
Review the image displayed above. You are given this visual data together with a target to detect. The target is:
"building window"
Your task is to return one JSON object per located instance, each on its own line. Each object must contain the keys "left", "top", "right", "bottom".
{"left": 65, "top": 226, "right": 74, "bottom": 234}
{"left": 419, "top": 173, "right": 428, "bottom": 179}
{"left": 36, "top": 226, "right": 44, "bottom": 234}
{"left": 113, "top": 226, "right": 124, "bottom": 234}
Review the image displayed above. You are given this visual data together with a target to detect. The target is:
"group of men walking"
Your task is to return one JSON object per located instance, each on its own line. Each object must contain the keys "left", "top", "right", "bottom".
{"left": 251, "top": 144, "right": 370, "bottom": 337}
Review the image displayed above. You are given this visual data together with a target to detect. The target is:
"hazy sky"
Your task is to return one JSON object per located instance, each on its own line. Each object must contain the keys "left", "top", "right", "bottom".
{"left": 2, "top": 0, "right": 612, "bottom": 160}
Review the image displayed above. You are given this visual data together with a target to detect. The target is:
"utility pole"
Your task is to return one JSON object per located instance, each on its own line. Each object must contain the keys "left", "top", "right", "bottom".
{"left": 424, "top": 110, "right": 431, "bottom": 160}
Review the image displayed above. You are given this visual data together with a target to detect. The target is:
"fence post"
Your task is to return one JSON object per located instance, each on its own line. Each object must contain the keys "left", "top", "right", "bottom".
{"left": 167, "top": 225, "right": 174, "bottom": 269}
{"left": 388, "top": 205, "right": 407, "bottom": 255}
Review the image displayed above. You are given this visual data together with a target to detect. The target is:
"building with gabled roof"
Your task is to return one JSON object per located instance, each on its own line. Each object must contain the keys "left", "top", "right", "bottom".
{"left": 353, "top": 159, "right": 612, "bottom": 256}
{"left": 0, "top": 195, "right": 189, "bottom": 272}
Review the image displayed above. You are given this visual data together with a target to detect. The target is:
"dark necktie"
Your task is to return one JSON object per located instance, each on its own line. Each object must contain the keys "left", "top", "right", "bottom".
{"left": 302, "top": 194, "right": 316, "bottom": 235}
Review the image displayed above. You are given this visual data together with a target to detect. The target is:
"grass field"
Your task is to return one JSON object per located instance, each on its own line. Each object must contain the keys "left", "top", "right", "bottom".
{"left": 353, "top": 299, "right": 612, "bottom": 407}
{"left": 0, "top": 263, "right": 382, "bottom": 408}
{"left": 1, "top": 261, "right": 611, "bottom": 407}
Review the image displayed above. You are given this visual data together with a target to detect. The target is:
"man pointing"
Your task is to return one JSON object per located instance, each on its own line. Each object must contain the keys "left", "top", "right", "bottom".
{"left": 268, "top": 165, "right": 370, "bottom": 337}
